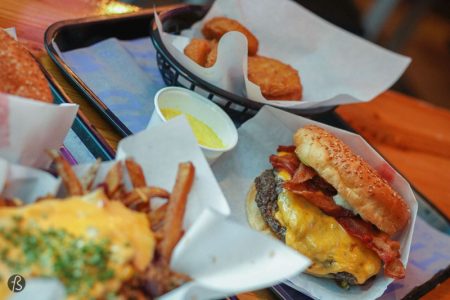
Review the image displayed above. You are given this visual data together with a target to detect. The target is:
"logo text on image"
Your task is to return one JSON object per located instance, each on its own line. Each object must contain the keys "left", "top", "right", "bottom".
{"left": 7, "top": 274, "right": 26, "bottom": 293}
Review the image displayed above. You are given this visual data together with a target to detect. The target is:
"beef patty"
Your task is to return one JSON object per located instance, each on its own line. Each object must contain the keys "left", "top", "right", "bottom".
{"left": 254, "top": 169, "right": 286, "bottom": 240}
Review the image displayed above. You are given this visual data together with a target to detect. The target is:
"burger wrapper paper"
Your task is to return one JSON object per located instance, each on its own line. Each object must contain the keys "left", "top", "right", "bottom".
{"left": 212, "top": 106, "right": 418, "bottom": 300}
{"left": 0, "top": 116, "right": 310, "bottom": 300}
{"left": 0, "top": 93, "right": 78, "bottom": 168}
{"left": 156, "top": 0, "right": 410, "bottom": 110}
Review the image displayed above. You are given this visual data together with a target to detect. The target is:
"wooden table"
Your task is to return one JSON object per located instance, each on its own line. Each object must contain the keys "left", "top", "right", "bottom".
{"left": 1, "top": 0, "right": 449, "bottom": 298}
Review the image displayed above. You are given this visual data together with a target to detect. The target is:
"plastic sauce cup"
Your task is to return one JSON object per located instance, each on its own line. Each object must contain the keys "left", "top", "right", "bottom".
{"left": 149, "top": 87, "right": 238, "bottom": 164}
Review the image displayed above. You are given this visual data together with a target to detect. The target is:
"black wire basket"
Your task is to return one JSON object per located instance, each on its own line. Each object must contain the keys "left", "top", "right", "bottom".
{"left": 150, "top": 5, "right": 335, "bottom": 125}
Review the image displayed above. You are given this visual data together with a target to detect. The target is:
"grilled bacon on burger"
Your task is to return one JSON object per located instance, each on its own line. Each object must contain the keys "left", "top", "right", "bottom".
{"left": 246, "top": 125, "right": 410, "bottom": 288}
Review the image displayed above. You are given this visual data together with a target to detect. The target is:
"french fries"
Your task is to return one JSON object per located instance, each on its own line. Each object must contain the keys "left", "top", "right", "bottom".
{"left": 158, "top": 162, "right": 195, "bottom": 263}
{"left": 48, "top": 149, "right": 84, "bottom": 195}
{"left": 64, "top": 156, "right": 194, "bottom": 297}
{"left": 122, "top": 187, "right": 170, "bottom": 205}
{"left": 80, "top": 158, "right": 101, "bottom": 191}
{"left": 103, "top": 161, "right": 124, "bottom": 198}
{"left": 0, "top": 152, "right": 196, "bottom": 298}
{"left": 136, "top": 162, "right": 196, "bottom": 297}
{"left": 125, "top": 159, "right": 147, "bottom": 188}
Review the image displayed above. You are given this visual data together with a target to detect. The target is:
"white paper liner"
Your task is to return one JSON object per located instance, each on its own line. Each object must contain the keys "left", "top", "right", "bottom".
{"left": 1, "top": 116, "right": 310, "bottom": 300}
{"left": 212, "top": 106, "right": 418, "bottom": 300}
{"left": 156, "top": 0, "right": 411, "bottom": 109}
{"left": 0, "top": 92, "right": 78, "bottom": 169}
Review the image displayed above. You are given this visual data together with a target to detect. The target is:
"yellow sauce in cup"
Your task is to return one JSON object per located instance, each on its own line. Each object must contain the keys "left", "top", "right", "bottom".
{"left": 160, "top": 108, "right": 225, "bottom": 149}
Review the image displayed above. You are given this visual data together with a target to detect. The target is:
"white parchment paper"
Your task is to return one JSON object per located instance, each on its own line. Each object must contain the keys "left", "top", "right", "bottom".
{"left": 212, "top": 106, "right": 418, "bottom": 300}
{"left": 156, "top": 0, "right": 411, "bottom": 109}
{"left": 0, "top": 93, "right": 78, "bottom": 168}
{"left": 2, "top": 116, "right": 310, "bottom": 300}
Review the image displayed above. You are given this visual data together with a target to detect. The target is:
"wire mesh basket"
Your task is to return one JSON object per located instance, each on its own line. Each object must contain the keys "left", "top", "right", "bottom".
{"left": 150, "top": 5, "right": 335, "bottom": 125}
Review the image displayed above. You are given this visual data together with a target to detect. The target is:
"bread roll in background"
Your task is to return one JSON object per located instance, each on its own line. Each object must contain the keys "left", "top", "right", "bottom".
{"left": 0, "top": 29, "right": 52, "bottom": 103}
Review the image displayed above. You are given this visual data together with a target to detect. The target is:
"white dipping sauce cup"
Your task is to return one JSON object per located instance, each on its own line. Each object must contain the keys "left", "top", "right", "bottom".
{"left": 149, "top": 87, "right": 238, "bottom": 164}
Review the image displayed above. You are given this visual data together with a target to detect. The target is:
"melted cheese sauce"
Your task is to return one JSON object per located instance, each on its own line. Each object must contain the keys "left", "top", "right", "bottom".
{"left": 275, "top": 190, "right": 381, "bottom": 284}
{"left": 0, "top": 190, "right": 154, "bottom": 299}
{"left": 161, "top": 108, "right": 224, "bottom": 149}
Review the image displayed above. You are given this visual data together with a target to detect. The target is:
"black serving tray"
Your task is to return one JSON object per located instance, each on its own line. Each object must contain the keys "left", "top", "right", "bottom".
{"left": 45, "top": 10, "right": 158, "bottom": 137}
{"left": 39, "top": 59, "right": 114, "bottom": 161}
{"left": 43, "top": 7, "right": 449, "bottom": 299}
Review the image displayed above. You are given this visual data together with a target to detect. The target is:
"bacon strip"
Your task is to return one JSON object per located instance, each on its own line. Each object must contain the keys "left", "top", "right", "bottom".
{"left": 291, "top": 163, "right": 316, "bottom": 183}
{"left": 286, "top": 178, "right": 405, "bottom": 278}
{"left": 337, "top": 217, "right": 405, "bottom": 279}
{"left": 277, "top": 145, "right": 297, "bottom": 153}
{"left": 269, "top": 153, "right": 299, "bottom": 177}
{"left": 285, "top": 182, "right": 354, "bottom": 218}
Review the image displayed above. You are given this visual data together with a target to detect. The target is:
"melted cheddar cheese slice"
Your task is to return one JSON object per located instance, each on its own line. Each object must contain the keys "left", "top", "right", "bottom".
{"left": 275, "top": 190, "right": 381, "bottom": 284}
{"left": 0, "top": 190, "right": 154, "bottom": 299}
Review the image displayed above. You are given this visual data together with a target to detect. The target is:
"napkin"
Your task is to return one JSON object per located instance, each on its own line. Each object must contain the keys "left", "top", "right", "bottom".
{"left": 1, "top": 116, "right": 310, "bottom": 300}
{"left": 212, "top": 106, "right": 418, "bottom": 300}
{"left": 61, "top": 37, "right": 165, "bottom": 133}
{"left": 157, "top": 0, "right": 411, "bottom": 109}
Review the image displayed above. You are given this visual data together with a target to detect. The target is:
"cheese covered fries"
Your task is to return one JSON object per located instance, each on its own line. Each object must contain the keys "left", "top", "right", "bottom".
{"left": 0, "top": 153, "right": 195, "bottom": 299}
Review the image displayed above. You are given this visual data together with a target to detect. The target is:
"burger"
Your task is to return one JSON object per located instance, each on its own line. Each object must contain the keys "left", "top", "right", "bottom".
{"left": 246, "top": 125, "right": 410, "bottom": 287}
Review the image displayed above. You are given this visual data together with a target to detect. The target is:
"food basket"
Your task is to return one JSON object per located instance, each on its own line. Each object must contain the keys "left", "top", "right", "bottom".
{"left": 150, "top": 5, "right": 336, "bottom": 124}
